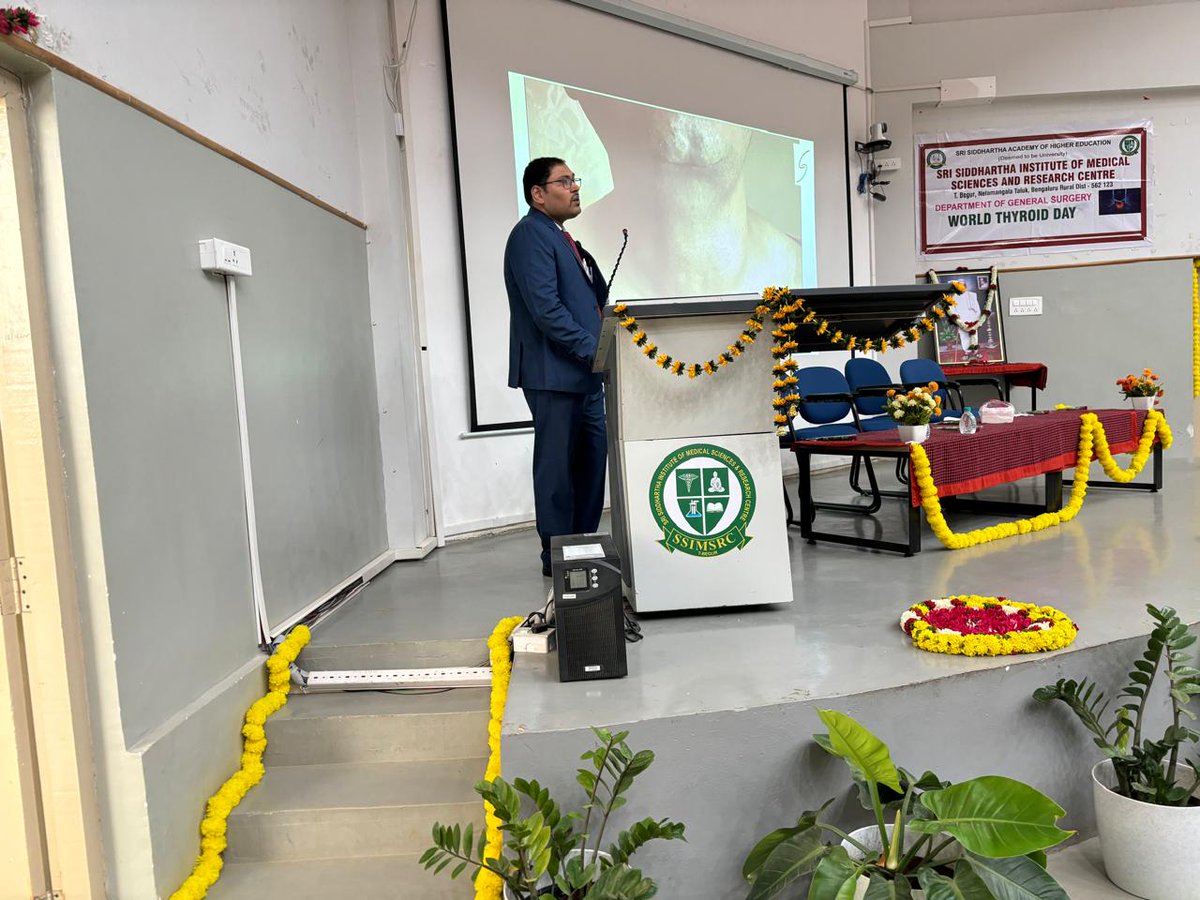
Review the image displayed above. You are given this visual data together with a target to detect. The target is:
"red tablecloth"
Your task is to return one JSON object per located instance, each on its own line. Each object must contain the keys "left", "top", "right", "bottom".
{"left": 945, "top": 362, "right": 1049, "bottom": 390}
{"left": 792, "top": 409, "right": 1148, "bottom": 506}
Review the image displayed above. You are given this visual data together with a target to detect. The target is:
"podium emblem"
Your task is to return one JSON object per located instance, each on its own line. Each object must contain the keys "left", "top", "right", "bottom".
{"left": 649, "top": 443, "right": 756, "bottom": 557}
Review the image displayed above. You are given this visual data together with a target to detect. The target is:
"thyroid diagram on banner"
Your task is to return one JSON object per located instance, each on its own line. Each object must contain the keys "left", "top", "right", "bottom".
{"left": 916, "top": 122, "right": 1150, "bottom": 258}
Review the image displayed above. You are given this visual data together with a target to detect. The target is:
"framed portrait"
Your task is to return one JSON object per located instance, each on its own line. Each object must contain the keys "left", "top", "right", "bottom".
{"left": 930, "top": 269, "right": 1006, "bottom": 366}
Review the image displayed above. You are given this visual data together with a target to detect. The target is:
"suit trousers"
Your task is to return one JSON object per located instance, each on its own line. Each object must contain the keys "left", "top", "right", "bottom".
{"left": 522, "top": 387, "right": 607, "bottom": 568}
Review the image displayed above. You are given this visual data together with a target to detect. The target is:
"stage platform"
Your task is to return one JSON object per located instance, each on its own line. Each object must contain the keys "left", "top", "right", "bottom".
{"left": 307, "top": 457, "right": 1200, "bottom": 898}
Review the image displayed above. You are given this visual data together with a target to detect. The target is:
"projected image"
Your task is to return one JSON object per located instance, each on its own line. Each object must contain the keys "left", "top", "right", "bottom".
{"left": 509, "top": 74, "right": 817, "bottom": 300}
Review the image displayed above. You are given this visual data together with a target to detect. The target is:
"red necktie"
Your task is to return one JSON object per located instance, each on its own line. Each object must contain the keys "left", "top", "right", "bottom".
{"left": 563, "top": 229, "right": 601, "bottom": 320}
{"left": 561, "top": 229, "right": 584, "bottom": 265}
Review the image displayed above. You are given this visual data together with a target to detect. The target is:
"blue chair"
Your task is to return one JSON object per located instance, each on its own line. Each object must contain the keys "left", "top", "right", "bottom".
{"left": 844, "top": 357, "right": 906, "bottom": 432}
{"left": 779, "top": 366, "right": 881, "bottom": 523}
{"left": 898, "top": 358, "right": 964, "bottom": 416}
{"left": 790, "top": 366, "right": 863, "bottom": 437}
{"left": 844, "top": 357, "right": 911, "bottom": 496}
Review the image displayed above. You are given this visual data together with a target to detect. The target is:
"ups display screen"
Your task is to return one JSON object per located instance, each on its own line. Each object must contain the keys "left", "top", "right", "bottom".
{"left": 567, "top": 569, "right": 589, "bottom": 590}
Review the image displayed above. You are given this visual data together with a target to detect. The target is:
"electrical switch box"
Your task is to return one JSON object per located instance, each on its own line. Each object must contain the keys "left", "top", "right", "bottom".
{"left": 199, "top": 238, "right": 253, "bottom": 277}
{"left": 1009, "top": 296, "right": 1043, "bottom": 316}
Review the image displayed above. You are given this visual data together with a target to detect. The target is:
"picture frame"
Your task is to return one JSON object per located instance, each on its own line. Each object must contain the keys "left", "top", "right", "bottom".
{"left": 930, "top": 268, "right": 1007, "bottom": 366}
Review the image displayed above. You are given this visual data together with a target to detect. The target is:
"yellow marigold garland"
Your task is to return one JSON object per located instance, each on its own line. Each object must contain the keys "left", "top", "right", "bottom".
{"left": 614, "top": 285, "right": 957, "bottom": 428}
{"left": 768, "top": 286, "right": 958, "bottom": 434}
{"left": 612, "top": 302, "right": 767, "bottom": 380}
{"left": 900, "top": 595, "right": 1078, "bottom": 657}
{"left": 913, "top": 411, "right": 1171, "bottom": 550}
{"left": 475, "top": 615, "right": 525, "bottom": 900}
{"left": 1193, "top": 259, "right": 1199, "bottom": 398}
{"left": 169, "top": 625, "right": 311, "bottom": 900}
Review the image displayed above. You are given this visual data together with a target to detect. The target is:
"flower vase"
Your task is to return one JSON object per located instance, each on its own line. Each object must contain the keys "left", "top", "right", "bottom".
{"left": 896, "top": 423, "right": 930, "bottom": 444}
{"left": 1129, "top": 396, "right": 1155, "bottom": 410}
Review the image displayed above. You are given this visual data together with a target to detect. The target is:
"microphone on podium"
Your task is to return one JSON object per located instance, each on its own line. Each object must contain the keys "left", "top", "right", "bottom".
{"left": 607, "top": 228, "right": 629, "bottom": 294}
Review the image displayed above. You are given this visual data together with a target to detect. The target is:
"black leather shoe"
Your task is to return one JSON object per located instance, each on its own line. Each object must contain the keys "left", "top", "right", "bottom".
{"left": 542, "top": 565, "right": 552, "bottom": 577}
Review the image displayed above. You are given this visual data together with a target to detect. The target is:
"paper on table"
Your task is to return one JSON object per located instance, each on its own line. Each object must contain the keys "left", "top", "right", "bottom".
{"left": 562, "top": 543, "right": 605, "bottom": 560}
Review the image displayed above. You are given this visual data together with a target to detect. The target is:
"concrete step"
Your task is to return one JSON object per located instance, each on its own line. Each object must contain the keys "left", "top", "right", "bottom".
{"left": 1046, "top": 838, "right": 1133, "bottom": 898}
{"left": 225, "top": 757, "right": 486, "bottom": 862}
{"left": 209, "top": 854, "right": 475, "bottom": 899}
{"left": 298, "top": 637, "right": 488, "bottom": 671}
{"left": 266, "top": 688, "right": 490, "bottom": 766}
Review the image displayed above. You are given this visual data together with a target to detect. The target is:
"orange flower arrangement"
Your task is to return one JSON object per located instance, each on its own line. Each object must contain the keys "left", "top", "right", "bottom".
{"left": 1116, "top": 368, "right": 1164, "bottom": 400}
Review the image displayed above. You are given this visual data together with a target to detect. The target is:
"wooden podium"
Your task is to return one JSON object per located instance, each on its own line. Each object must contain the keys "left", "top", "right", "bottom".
{"left": 594, "top": 286, "right": 956, "bottom": 612}
{"left": 595, "top": 295, "right": 790, "bottom": 613}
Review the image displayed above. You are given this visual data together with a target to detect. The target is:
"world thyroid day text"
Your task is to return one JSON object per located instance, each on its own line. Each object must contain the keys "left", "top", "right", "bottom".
{"left": 917, "top": 124, "right": 1149, "bottom": 257}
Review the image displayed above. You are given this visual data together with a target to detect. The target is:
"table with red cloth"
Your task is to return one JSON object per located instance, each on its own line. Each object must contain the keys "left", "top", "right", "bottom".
{"left": 944, "top": 361, "right": 1049, "bottom": 409}
{"left": 789, "top": 408, "right": 1159, "bottom": 555}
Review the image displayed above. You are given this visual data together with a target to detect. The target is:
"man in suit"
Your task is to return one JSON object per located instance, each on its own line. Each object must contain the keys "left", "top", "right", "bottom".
{"left": 505, "top": 158, "right": 609, "bottom": 576}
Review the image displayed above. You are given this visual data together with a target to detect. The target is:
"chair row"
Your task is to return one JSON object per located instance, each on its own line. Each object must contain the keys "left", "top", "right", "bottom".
{"left": 786, "top": 358, "right": 965, "bottom": 441}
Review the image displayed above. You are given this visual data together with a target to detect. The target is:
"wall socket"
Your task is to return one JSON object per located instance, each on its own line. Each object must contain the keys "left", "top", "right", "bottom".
{"left": 1009, "top": 296, "right": 1043, "bottom": 316}
{"left": 875, "top": 157, "right": 901, "bottom": 172}
{"left": 198, "top": 238, "right": 253, "bottom": 277}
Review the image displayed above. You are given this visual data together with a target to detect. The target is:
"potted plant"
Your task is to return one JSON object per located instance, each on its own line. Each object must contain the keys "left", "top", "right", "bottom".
{"left": 421, "top": 726, "right": 685, "bottom": 899}
{"left": 1033, "top": 603, "right": 1200, "bottom": 898}
{"left": 885, "top": 383, "right": 941, "bottom": 444}
{"left": 1116, "top": 368, "right": 1164, "bottom": 410}
{"left": 742, "top": 709, "right": 1072, "bottom": 899}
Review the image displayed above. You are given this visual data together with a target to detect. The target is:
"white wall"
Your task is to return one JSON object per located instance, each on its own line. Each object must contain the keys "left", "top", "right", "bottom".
{"left": 867, "top": 1, "right": 1200, "bottom": 441}
{"left": 401, "top": 0, "right": 873, "bottom": 535}
{"left": 32, "top": 0, "right": 365, "bottom": 217}
{"left": 29, "top": 0, "right": 434, "bottom": 551}
{"left": 868, "top": 1, "right": 1200, "bottom": 281}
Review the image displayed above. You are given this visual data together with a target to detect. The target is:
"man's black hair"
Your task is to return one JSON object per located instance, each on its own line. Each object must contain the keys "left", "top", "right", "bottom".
{"left": 523, "top": 157, "right": 565, "bottom": 206}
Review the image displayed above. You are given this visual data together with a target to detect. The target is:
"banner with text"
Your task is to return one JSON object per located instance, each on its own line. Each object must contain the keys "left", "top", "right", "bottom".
{"left": 917, "top": 123, "right": 1151, "bottom": 257}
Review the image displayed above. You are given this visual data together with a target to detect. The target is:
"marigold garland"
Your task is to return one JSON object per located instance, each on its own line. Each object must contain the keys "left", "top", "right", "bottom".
{"left": 475, "top": 615, "right": 525, "bottom": 900}
{"left": 612, "top": 283, "right": 958, "bottom": 426}
{"left": 767, "top": 285, "right": 958, "bottom": 433}
{"left": 1192, "top": 259, "right": 1199, "bottom": 398}
{"left": 611, "top": 302, "right": 768, "bottom": 380}
{"left": 900, "top": 595, "right": 1078, "bottom": 657}
{"left": 913, "top": 411, "right": 1171, "bottom": 550}
{"left": 169, "top": 625, "right": 311, "bottom": 900}
{"left": 927, "top": 268, "right": 997, "bottom": 352}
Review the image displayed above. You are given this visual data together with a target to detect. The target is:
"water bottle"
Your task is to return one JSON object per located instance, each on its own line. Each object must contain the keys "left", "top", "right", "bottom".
{"left": 958, "top": 407, "right": 978, "bottom": 435}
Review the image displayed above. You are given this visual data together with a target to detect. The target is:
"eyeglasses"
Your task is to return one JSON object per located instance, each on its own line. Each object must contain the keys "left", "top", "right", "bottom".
{"left": 538, "top": 176, "right": 581, "bottom": 190}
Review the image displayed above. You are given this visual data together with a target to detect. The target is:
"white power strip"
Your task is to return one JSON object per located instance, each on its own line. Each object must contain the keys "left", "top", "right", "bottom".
{"left": 299, "top": 666, "right": 492, "bottom": 692}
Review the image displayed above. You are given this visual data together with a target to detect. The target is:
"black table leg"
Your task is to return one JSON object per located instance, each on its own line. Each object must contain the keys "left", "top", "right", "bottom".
{"left": 1045, "top": 471, "right": 1063, "bottom": 511}
{"left": 1152, "top": 443, "right": 1162, "bottom": 491}
{"left": 1030, "top": 384, "right": 1038, "bottom": 411}
{"left": 798, "top": 449, "right": 814, "bottom": 540}
{"left": 906, "top": 499, "right": 922, "bottom": 556}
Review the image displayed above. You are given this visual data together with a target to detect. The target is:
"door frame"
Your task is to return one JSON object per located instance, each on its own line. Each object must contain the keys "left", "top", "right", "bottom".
{"left": 0, "top": 64, "right": 105, "bottom": 898}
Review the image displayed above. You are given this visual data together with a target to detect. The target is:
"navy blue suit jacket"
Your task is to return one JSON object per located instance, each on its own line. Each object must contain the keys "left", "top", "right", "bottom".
{"left": 505, "top": 209, "right": 609, "bottom": 394}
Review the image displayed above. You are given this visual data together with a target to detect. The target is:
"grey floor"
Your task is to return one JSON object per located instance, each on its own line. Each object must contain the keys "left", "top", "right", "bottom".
{"left": 307, "top": 458, "right": 1198, "bottom": 899}
{"left": 313, "top": 458, "right": 1200, "bottom": 735}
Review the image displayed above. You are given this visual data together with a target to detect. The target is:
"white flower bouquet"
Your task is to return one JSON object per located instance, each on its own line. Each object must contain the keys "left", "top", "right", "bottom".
{"left": 885, "top": 382, "right": 941, "bottom": 425}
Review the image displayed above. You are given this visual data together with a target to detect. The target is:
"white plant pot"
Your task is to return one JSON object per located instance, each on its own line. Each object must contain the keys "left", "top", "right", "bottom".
{"left": 896, "top": 423, "right": 930, "bottom": 444}
{"left": 841, "top": 824, "right": 960, "bottom": 899}
{"left": 1093, "top": 759, "right": 1200, "bottom": 899}
{"left": 502, "top": 849, "right": 612, "bottom": 899}
{"left": 1129, "top": 396, "right": 1155, "bottom": 410}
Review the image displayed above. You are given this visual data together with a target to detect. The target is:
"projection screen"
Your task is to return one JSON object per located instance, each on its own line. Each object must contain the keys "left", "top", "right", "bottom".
{"left": 443, "top": 0, "right": 851, "bottom": 429}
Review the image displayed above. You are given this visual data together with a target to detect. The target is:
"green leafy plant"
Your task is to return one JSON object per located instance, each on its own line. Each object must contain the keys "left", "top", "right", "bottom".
{"left": 422, "top": 727, "right": 685, "bottom": 898}
{"left": 742, "top": 710, "right": 1073, "bottom": 899}
{"left": 1034, "top": 603, "right": 1200, "bottom": 806}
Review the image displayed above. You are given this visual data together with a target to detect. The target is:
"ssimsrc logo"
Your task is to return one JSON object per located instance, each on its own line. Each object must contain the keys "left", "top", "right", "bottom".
{"left": 648, "top": 443, "right": 756, "bottom": 557}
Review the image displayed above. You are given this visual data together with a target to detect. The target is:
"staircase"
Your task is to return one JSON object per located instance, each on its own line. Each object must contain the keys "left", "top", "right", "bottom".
{"left": 210, "top": 638, "right": 489, "bottom": 899}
